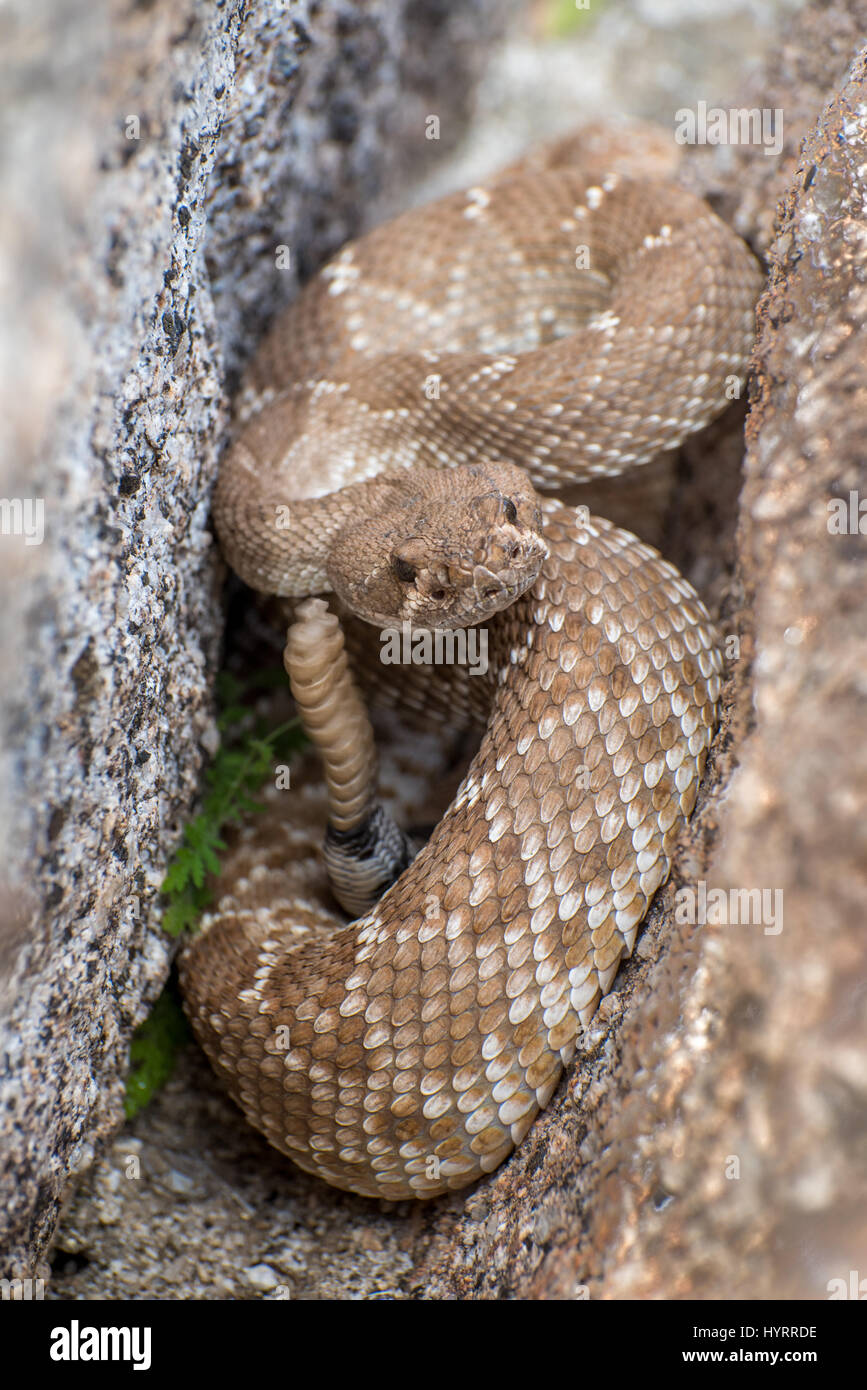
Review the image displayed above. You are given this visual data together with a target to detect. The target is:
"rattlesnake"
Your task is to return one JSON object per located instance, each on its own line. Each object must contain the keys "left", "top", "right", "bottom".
{"left": 179, "top": 126, "right": 761, "bottom": 1199}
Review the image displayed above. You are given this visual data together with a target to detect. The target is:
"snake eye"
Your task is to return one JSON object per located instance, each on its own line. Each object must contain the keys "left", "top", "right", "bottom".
{"left": 392, "top": 555, "right": 417, "bottom": 585}
{"left": 503, "top": 498, "right": 518, "bottom": 524}
{"left": 430, "top": 588, "right": 446, "bottom": 601}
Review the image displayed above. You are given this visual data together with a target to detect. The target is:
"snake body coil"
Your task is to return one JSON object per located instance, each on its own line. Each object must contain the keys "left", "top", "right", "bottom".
{"left": 179, "top": 127, "right": 761, "bottom": 1198}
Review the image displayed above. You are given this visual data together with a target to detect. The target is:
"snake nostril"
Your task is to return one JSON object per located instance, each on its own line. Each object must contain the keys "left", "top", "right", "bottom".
{"left": 430, "top": 588, "right": 446, "bottom": 601}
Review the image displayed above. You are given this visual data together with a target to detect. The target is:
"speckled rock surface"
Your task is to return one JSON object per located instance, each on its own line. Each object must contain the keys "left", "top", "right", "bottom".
{"left": 0, "top": 0, "right": 510, "bottom": 1277}
{"left": 50, "top": 1057, "right": 424, "bottom": 1302}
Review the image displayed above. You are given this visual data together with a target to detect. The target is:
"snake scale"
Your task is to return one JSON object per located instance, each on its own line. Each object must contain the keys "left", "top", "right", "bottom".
{"left": 179, "top": 125, "right": 761, "bottom": 1199}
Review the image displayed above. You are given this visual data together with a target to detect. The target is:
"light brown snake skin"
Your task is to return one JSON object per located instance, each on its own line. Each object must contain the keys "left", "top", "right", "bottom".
{"left": 179, "top": 127, "right": 762, "bottom": 1199}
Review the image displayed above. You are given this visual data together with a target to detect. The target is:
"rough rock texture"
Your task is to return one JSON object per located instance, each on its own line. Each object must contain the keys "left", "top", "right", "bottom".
{"left": 10, "top": 0, "right": 867, "bottom": 1300}
{"left": 0, "top": 0, "right": 511, "bottom": 1277}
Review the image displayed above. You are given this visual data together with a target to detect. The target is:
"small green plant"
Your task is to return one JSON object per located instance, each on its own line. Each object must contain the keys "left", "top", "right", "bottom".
{"left": 124, "top": 983, "right": 190, "bottom": 1120}
{"left": 538, "top": 0, "right": 602, "bottom": 40}
{"left": 160, "top": 669, "right": 307, "bottom": 937}
{"left": 124, "top": 666, "right": 307, "bottom": 1120}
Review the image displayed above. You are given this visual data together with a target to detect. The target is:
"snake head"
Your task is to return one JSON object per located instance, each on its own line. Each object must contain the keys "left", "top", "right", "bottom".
{"left": 327, "top": 462, "right": 548, "bottom": 630}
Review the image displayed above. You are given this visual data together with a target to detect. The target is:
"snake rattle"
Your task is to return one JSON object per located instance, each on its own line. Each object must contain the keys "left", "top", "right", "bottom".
{"left": 179, "top": 128, "right": 761, "bottom": 1198}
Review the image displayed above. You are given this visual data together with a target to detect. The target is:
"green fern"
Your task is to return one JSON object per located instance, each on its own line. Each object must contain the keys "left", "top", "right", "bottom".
{"left": 160, "top": 668, "right": 307, "bottom": 938}
{"left": 124, "top": 668, "right": 306, "bottom": 1121}
{"left": 124, "top": 983, "right": 190, "bottom": 1119}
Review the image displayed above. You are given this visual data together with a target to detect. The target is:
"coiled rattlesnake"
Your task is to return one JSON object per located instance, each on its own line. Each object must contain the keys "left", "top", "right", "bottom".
{"left": 179, "top": 126, "right": 761, "bottom": 1199}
